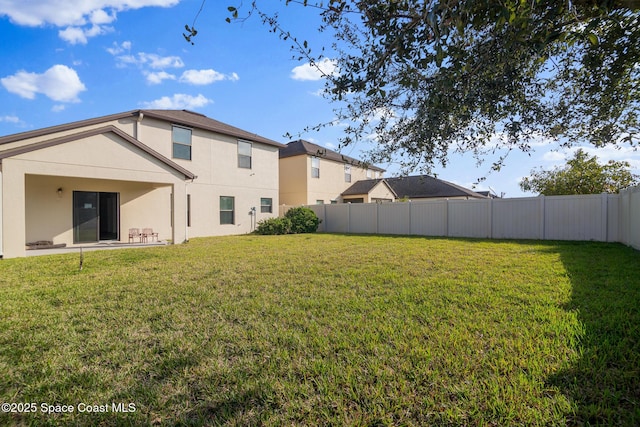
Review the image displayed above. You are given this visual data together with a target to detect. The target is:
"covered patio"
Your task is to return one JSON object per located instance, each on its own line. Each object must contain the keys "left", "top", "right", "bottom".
{"left": 0, "top": 126, "right": 194, "bottom": 259}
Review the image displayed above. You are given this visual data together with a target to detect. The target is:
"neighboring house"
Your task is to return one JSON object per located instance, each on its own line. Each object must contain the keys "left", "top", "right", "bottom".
{"left": 279, "top": 139, "right": 385, "bottom": 205}
{"left": 342, "top": 175, "right": 488, "bottom": 202}
{"left": 0, "top": 109, "right": 283, "bottom": 259}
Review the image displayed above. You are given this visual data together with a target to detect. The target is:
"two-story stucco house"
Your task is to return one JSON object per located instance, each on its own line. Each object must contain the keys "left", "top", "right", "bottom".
{"left": 279, "top": 139, "right": 385, "bottom": 205}
{"left": 0, "top": 109, "right": 283, "bottom": 258}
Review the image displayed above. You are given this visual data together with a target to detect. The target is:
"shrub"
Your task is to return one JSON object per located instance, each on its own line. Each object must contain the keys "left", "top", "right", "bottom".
{"left": 255, "top": 217, "right": 292, "bottom": 235}
{"left": 285, "top": 206, "right": 321, "bottom": 234}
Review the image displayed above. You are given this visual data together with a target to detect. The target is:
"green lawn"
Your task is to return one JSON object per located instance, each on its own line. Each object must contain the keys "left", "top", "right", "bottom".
{"left": 1, "top": 234, "right": 639, "bottom": 426}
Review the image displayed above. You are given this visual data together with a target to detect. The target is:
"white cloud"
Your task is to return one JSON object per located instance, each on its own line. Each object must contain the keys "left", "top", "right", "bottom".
{"left": 141, "top": 93, "right": 212, "bottom": 109}
{"left": 179, "top": 69, "right": 239, "bottom": 85}
{"left": 139, "top": 53, "right": 184, "bottom": 69}
{"left": 571, "top": 145, "right": 640, "bottom": 171}
{"left": 90, "top": 8, "right": 116, "bottom": 25}
{"left": 106, "top": 40, "right": 131, "bottom": 55}
{"left": 542, "top": 151, "right": 566, "bottom": 163}
{"left": 0, "top": 1, "right": 177, "bottom": 44}
{"left": 291, "top": 58, "right": 337, "bottom": 81}
{"left": 1, "top": 65, "right": 86, "bottom": 102}
{"left": 0, "top": 0, "right": 179, "bottom": 28}
{"left": 540, "top": 145, "right": 640, "bottom": 171}
{"left": 146, "top": 71, "right": 176, "bottom": 85}
{"left": 52, "top": 104, "right": 66, "bottom": 112}
{"left": 310, "top": 88, "right": 327, "bottom": 97}
{"left": 0, "top": 115, "right": 20, "bottom": 123}
{"left": 58, "top": 8, "right": 116, "bottom": 44}
{"left": 112, "top": 51, "right": 184, "bottom": 69}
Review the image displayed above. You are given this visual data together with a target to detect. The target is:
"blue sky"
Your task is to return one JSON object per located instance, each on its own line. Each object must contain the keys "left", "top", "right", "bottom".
{"left": 1, "top": 0, "right": 638, "bottom": 198}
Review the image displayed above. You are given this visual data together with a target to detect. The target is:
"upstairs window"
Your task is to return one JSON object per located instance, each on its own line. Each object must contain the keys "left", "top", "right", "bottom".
{"left": 311, "top": 157, "right": 320, "bottom": 178}
{"left": 172, "top": 125, "right": 192, "bottom": 160}
{"left": 345, "top": 164, "right": 352, "bottom": 182}
{"left": 366, "top": 168, "right": 372, "bottom": 179}
{"left": 238, "top": 140, "right": 252, "bottom": 169}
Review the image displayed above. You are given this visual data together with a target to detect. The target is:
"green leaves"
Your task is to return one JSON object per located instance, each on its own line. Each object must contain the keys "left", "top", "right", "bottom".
{"left": 182, "top": 24, "right": 198, "bottom": 45}
{"left": 519, "top": 149, "right": 640, "bottom": 195}
{"left": 213, "top": 0, "right": 638, "bottom": 171}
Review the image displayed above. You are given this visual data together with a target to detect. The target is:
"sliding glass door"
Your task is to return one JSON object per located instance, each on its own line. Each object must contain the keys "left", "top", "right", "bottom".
{"left": 73, "top": 191, "right": 119, "bottom": 243}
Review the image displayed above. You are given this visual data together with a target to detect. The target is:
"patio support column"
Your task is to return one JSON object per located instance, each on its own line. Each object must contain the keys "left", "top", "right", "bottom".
{"left": 1, "top": 163, "right": 26, "bottom": 258}
{"left": 171, "top": 181, "right": 188, "bottom": 244}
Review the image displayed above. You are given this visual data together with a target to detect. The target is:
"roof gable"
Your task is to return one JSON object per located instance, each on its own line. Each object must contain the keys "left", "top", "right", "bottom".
{"left": 0, "top": 109, "right": 283, "bottom": 149}
{"left": 386, "top": 175, "right": 486, "bottom": 199}
{"left": 280, "top": 139, "right": 385, "bottom": 172}
{"left": 140, "top": 110, "right": 283, "bottom": 148}
{"left": 0, "top": 125, "right": 196, "bottom": 180}
{"left": 343, "top": 175, "right": 487, "bottom": 200}
{"left": 342, "top": 178, "right": 397, "bottom": 198}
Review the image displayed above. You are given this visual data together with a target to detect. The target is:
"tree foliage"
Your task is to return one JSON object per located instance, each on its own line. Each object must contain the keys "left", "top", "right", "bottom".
{"left": 284, "top": 206, "right": 321, "bottom": 233}
{"left": 190, "top": 1, "right": 640, "bottom": 173}
{"left": 254, "top": 207, "right": 322, "bottom": 234}
{"left": 519, "top": 149, "right": 639, "bottom": 195}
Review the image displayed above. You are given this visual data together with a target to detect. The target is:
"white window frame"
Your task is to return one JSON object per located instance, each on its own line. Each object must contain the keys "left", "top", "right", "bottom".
{"left": 311, "top": 157, "right": 320, "bottom": 178}
{"left": 345, "top": 164, "right": 352, "bottom": 182}
{"left": 172, "top": 125, "right": 192, "bottom": 160}
{"left": 260, "top": 197, "right": 273, "bottom": 213}
{"left": 238, "top": 140, "right": 252, "bottom": 169}
{"left": 220, "top": 196, "right": 235, "bottom": 225}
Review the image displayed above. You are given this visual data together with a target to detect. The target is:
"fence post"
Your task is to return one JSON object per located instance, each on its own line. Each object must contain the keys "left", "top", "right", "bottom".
{"left": 488, "top": 198, "right": 493, "bottom": 239}
{"left": 376, "top": 202, "right": 380, "bottom": 234}
{"left": 539, "top": 196, "right": 546, "bottom": 240}
{"left": 323, "top": 203, "right": 327, "bottom": 232}
{"left": 445, "top": 199, "right": 450, "bottom": 237}
{"left": 601, "top": 192, "right": 608, "bottom": 242}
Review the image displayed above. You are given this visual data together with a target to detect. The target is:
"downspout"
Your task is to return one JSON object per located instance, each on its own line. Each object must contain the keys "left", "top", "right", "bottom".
{"left": 184, "top": 177, "right": 196, "bottom": 243}
{"left": 185, "top": 180, "right": 189, "bottom": 243}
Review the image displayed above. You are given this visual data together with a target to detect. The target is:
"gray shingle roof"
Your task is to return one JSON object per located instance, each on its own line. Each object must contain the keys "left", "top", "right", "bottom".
{"left": 141, "top": 110, "right": 283, "bottom": 148}
{"left": 279, "top": 139, "right": 385, "bottom": 172}
{"left": 341, "top": 178, "right": 385, "bottom": 195}
{"left": 0, "top": 109, "right": 284, "bottom": 149}
{"left": 343, "top": 175, "right": 487, "bottom": 199}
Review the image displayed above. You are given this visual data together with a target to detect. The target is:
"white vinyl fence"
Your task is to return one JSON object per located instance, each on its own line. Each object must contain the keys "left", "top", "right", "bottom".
{"left": 295, "top": 185, "right": 640, "bottom": 250}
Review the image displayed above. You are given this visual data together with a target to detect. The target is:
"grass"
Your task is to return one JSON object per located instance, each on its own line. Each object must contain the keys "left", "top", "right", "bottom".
{"left": 0, "top": 234, "right": 639, "bottom": 426}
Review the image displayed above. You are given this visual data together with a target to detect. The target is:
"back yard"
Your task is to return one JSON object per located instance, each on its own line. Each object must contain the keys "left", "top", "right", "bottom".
{"left": 0, "top": 235, "right": 638, "bottom": 426}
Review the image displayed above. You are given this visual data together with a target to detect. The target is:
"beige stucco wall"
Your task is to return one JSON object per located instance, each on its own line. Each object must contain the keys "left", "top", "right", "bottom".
{"left": 25, "top": 175, "right": 173, "bottom": 245}
{"left": 279, "top": 156, "right": 308, "bottom": 206}
{"left": 368, "top": 182, "right": 395, "bottom": 202}
{"left": 1, "top": 131, "right": 188, "bottom": 258}
{"left": 136, "top": 117, "right": 280, "bottom": 237}
{"left": 343, "top": 181, "right": 396, "bottom": 203}
{"left": 280, "top": 154, "right": 382, "bottom": 206}
{"left": 307, "top": 157, "right": 380, "bottom": 204}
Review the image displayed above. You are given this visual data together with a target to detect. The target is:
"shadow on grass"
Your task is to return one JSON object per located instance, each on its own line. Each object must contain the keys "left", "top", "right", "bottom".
{"left": 547, "top": 241, "right": 640, "bottom": 425}
{"left": 181, "top": 386, "right": 276, "bottom": 425}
